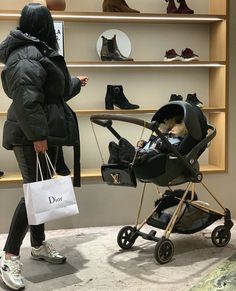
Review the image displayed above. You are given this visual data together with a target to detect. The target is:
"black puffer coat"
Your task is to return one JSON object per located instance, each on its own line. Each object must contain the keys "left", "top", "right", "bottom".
{"left": 0, "top": 29, "right": 82, "bottom": 185}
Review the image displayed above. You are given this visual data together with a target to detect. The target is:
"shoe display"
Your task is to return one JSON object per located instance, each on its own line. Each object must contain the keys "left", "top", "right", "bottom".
{"left": 169, "top": 94, "right": 183, "bottom": 102}
{"left": 102, "top": 0, "right": 140, "bottom": 13}
{"left": 186, "top": 93, "right": 203, "bottom": 107}
{"left": 164, "top": 49, "right": 181, "bottom": 62}
{"left": 105, "top": 85, "right": 139, "bottom": 110}
{"left": 177, "top": 0, "right": 194, "bottom": 14}
{"left": 31, "top": 241, "right": 66, "bottom": 264}
{"left": 165, "top": 0, "right": 178, "bottom": 13}
{"left": 100, "top": 35, "right": 133, "bottom": 61}
{"left": 0, "top": 254, "right": 25, "bottom": 290}
{"left": 181, "top": 48, "right": 199, "bottom": 62}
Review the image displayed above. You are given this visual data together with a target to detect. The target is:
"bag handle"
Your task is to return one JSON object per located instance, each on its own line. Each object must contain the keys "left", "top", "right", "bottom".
{"left": 36, "top": 152, "right": 57, "bottom": 181}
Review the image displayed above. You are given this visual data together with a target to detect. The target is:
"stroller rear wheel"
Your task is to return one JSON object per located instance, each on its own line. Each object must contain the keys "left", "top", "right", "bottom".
{"left": 154, "top": 238, "right": 174, "bottom": 264}
{"left": 211, "top": 225, "right": 231, "bottom": 247}
{"left": 117, "top": 226, "right": 138, "bottom": 249}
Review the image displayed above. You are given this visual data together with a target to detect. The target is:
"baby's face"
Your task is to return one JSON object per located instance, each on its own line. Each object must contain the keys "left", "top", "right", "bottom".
{"left": 169, "top": 122, "right": 188, "bottom": 137}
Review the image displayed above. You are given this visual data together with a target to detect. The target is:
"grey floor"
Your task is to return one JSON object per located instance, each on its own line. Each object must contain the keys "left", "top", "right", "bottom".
{"left": 0, "top": 222, "right": 236, "bottom": 291}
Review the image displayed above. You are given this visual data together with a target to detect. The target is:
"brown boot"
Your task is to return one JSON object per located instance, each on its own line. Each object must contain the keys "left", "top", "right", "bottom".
{"left": 102, "top": 0, "right": 140, "bottom": 13}
{"left": 46, "top": 0, "right": 66, "bottom": 10}
{"left": 165, "top": 0, "right": 178, "bottom": 13}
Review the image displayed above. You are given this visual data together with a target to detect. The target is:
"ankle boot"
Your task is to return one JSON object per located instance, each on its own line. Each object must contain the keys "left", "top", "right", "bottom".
{"left": 108, "top": 141, "right": 120, "bottom": 163}
{"left": 177, "top": 0, "right": 194, "bottom": 14}
{"left": 111, "top": 35, "right": 133, "bottom": 61}
{"left": 100, "top": 35, "right": 133, "bottom": 61}
{"left": 102, "top": 0, "right": 140, "bottom": 13}
{"left": 165, "top": 0, "right": 178, "bottom": 13}
{"left": 101, "top": 36, "right": 113, "bottom": 61}
{"left": 105, "top": 85, "right": 139, "bottom": 110}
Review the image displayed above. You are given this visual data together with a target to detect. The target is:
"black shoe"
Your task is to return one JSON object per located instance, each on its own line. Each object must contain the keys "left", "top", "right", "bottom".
{"left": 169, "top": 94, "right": 183, "bottom": 102}
{"left": 118, "top": 138, "right": 135, "bottom": 163}
{"left": 186, "top": 93, "right": 203, "bottom": 107}
{"left": 105, "top": 85, "right": 139, "bottom": 110}
{"left": 0, "top": 171, "right": 4, "bottom": 178}
{"left": 108, "top": 142, "right": 120, "bottom": 164}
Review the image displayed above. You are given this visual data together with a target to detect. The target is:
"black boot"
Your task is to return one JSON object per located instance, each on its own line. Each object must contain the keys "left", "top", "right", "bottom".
{"left": 105, "top": 85, "right": 139, "bottom": 110}
{"left": 108, "top": 141, "right": 120, "bottom": 164}
{"left": 165, "top": 0, "right": 178, "bottom": 13}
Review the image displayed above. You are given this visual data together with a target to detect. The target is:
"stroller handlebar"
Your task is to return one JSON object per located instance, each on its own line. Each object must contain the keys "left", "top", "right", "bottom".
{"left": 90, "top": 114, "right": 157, "bottom": 131}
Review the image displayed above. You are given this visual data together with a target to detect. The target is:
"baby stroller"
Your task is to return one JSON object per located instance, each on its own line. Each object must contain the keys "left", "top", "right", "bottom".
{"left": 90, "top": 101, "right": 234, "bottom": 264}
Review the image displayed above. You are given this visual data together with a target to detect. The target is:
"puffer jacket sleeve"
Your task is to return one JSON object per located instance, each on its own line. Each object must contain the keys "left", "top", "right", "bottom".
{"left": 5, "top": 58, "right": 48, "bottom": 141}
{"left": 65, "top": 76, "right": 81, "bottom": 101}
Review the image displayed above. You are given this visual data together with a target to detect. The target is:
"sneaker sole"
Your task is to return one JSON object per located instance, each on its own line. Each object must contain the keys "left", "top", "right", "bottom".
{"left": 163, "top": 57, "right": 181, "bottom": 62}
{"left": 181, "top": 57, "right": 199, "bottom": 62}
{"left": 0, "top": 269, "right": 25, "bottom": 290}
{"left": 31, "top": 255, "right": 66, "bottom": 264}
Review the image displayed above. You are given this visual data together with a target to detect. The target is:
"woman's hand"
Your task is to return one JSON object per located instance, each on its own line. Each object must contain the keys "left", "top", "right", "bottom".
{"left": 78, "top": 75, "right": 88, "bottom": 87}
{"left": 33, "top": 140, "right": 48, "bottom": 153}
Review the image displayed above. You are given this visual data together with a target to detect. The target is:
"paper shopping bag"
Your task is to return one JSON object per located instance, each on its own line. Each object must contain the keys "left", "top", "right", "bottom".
{"left": 23, "top": 175, "right": 79, "bottom": 225}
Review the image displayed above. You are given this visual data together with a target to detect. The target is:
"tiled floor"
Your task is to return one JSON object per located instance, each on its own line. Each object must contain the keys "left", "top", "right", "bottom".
{"left": 0, "top": 222, "right": 236, "bottom": 291}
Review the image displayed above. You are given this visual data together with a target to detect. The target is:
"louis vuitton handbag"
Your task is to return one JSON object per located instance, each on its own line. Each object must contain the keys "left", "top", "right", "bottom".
{"left": 101, "top": 163, "right": 137, "bottom": 187}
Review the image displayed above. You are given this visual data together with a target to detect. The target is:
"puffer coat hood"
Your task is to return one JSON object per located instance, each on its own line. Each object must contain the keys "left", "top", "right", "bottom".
{"left": 0, "top": 29, "right": 82, "bottom": 186}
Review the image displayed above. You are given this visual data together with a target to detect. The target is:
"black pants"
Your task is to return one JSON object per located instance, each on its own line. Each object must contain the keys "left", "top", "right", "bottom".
{"left": 4, "top": 146, "right": 58, "bottom": 256}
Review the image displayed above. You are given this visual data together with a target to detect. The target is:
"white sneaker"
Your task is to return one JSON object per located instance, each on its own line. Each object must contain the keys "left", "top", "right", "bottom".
{"left": 0, "top": 254, "right": 25, "bottom": 290}
{"left": 31, "top": 241, "right": 66, "bottom": 264}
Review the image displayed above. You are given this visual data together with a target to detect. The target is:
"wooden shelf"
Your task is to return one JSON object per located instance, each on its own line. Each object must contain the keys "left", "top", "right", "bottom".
{"left": 0, "top": 107, "right": 226, "bottom": 117}
{"left": 0, "top": 61, "right": 226, "bottom": 69}
{"left": 0, "top": 11, "right": 226, "bottom": 23}
{"left": 0, "top": 164, "right": 225, "bottom": 185}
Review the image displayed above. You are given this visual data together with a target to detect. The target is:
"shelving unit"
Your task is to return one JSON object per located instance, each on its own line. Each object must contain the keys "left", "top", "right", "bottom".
{"left": 0, "top": 0, "right": 228, "bottom": 184}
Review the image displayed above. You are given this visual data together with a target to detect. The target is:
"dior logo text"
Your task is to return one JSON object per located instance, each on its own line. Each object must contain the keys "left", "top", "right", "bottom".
{"left": 48, "top": 196, "right": 63, "bottom": 204}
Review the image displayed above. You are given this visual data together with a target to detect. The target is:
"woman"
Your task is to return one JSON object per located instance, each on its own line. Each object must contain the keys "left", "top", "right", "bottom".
{"left": 0, "top": 3, "right": 88, "bottom": 290}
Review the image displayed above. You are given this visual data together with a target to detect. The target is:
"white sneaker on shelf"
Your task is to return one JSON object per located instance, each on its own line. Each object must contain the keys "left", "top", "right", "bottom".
{"left": 31, "top": 241, "right": 66, "bottom": 264}
{"left": 0, "top": 253, "right": 25, "bottom": 290}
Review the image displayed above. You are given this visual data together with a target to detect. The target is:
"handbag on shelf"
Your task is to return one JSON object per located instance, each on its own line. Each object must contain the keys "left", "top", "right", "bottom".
{"left": 23, "top": 152, "right": 79, "bottom": 225}
{"left": 101, "top": 163, "right": 137, "bottom": 187}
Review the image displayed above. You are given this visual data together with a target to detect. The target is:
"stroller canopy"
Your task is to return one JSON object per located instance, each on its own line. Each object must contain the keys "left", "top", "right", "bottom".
{"left": 151, "top": 101, "right": 208, "bottom": 141}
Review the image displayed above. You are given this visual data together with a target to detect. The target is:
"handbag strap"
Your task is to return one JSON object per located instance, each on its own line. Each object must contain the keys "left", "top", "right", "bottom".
{"left": 35, "top": 152, "right": 57, "bottom": 181}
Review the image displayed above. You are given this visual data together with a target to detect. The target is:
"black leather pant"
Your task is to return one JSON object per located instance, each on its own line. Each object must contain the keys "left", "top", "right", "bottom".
{"left": 4, "top": 146, "right": 58, "bottom": 256}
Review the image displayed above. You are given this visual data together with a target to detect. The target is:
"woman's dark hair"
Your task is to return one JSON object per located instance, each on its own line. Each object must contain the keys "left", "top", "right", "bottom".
{"left": 19, "top": 3, "right": 58, "bottom": 50}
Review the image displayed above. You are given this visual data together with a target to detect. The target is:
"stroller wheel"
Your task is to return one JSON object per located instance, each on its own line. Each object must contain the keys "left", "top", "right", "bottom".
{"left": 117, "top": 226, "right": 138, "bottom": 249}
{"left": 154, "top": 238, "right": 174, "bottom": 264}
{"left": 211, "top": 225, "right": 231, "bottom": 247}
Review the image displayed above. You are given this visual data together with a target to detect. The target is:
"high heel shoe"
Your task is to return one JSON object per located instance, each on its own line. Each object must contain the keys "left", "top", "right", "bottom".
{"left": 177, "top": 0, "right": 194, "bottom": 14}
{"left": 105, "top": 85, "right": 139, "bottom": 110}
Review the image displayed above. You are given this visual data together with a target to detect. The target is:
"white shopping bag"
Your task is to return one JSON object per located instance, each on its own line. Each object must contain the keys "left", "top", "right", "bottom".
{"left": 23, "top": 153, "right": 79, "bottom": 225}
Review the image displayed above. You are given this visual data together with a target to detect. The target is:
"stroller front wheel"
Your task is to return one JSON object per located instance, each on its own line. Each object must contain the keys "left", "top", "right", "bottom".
{"left": 117, "top": 226, "right": 138, "bottom": 249}
{"left": 211, "top": 225, "right": 231, "bottom": 247}
{"left": 154, "top": 238, "right": 174, "bottom": 264}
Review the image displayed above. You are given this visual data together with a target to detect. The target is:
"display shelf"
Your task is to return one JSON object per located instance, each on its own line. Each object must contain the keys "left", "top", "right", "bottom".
{"left": 0, "top": 11, "right": 226, "bottom": 23}
{"left": 0, "top": 107, "right": 226, "bottom": 117}
{"left": 0, "top": 169, "right": 102, "bottom": 185}
{"left": 0, "top": 164, "right": 225, "bottom": 185}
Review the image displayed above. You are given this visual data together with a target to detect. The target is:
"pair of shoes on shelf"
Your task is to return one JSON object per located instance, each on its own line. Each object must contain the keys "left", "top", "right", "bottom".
{"left": 164, "top": 48, "right": 199, "bottom": 62}
{"left": 102, "top": 0, "right": 140, "bottom": 13}
{"left": 169, "top": 93, "right": 203, "bottom": 107}
{"left": 101, "top": 34, "right": 133, "bottom": 61}
{"left": 105, "top": 85, "right": 139, "bottom": 110}
{"left": 0, "top": 242, "right": 65, "bottom": 291}
{"left": 165, "top": 0, "right": 194, "bottom": 14}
